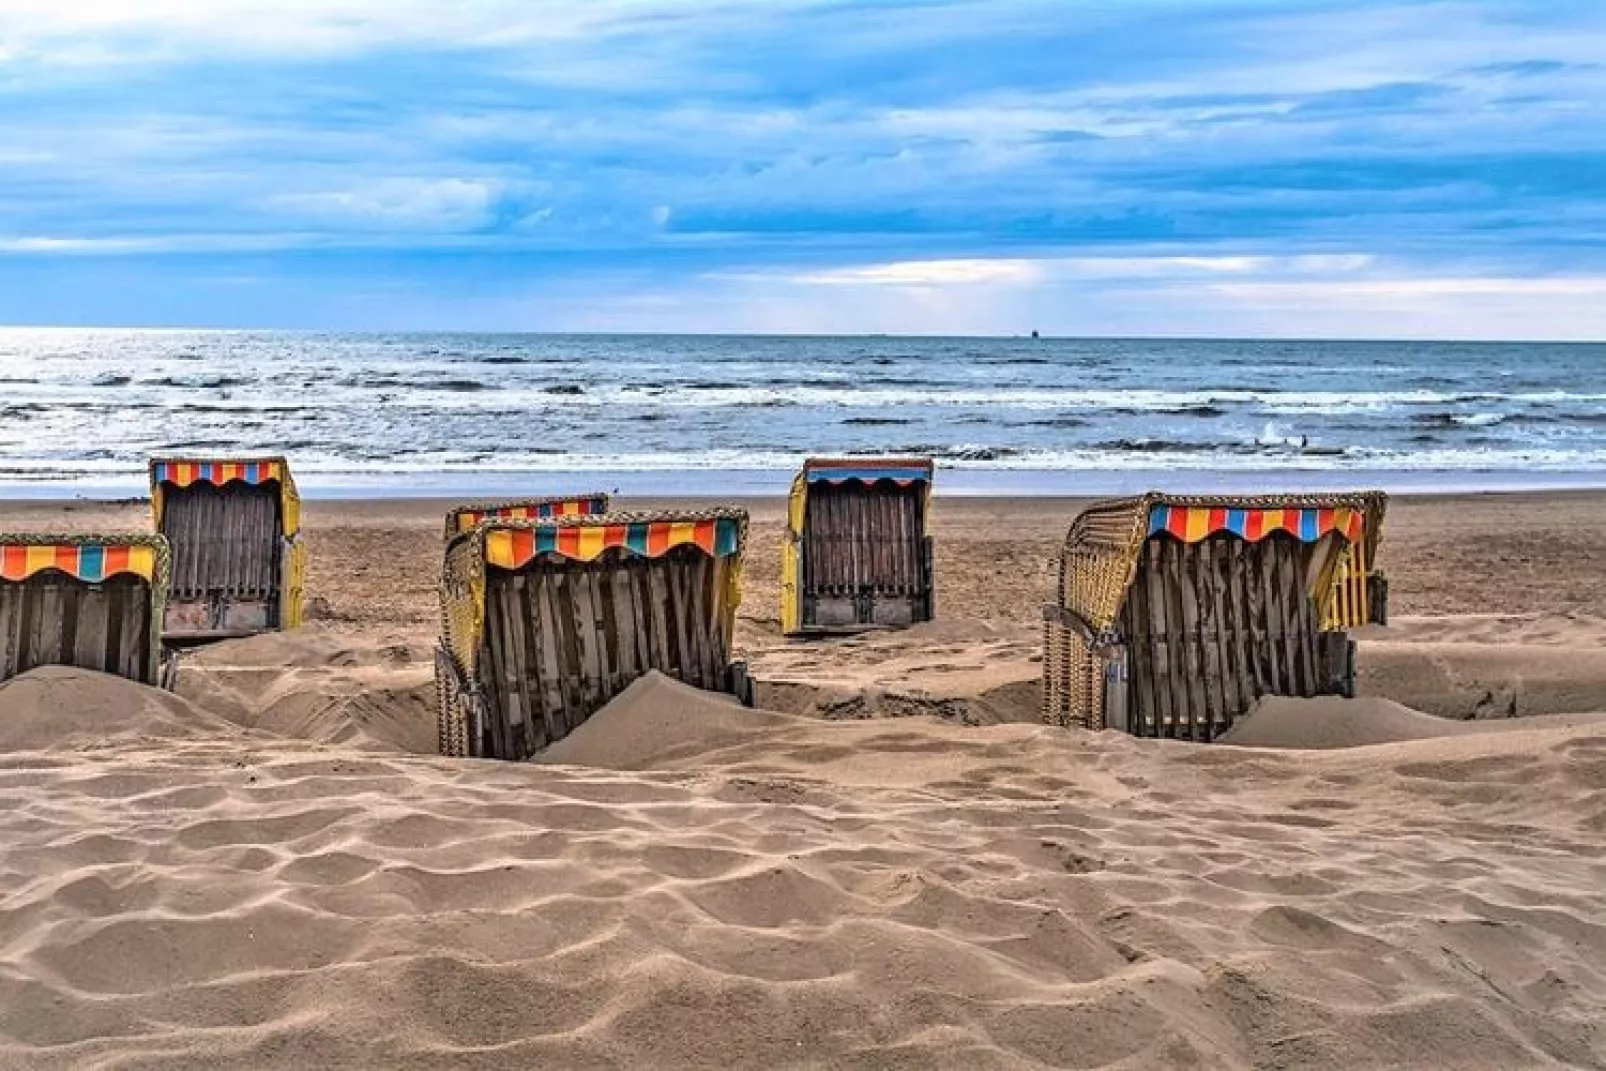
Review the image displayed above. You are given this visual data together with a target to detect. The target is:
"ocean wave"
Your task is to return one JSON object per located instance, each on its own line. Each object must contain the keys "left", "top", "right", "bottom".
{"left": 1453, "top": 412, "right": 1508, "bottom": 427}
{"left": 420, "top": 378, "right": 493, "bottom": 392}
{"left": 3, "top": 331, "right": 1602, "bottom": 489}
{"left": 142, "top": 375, "right": 252, "bottom": 389}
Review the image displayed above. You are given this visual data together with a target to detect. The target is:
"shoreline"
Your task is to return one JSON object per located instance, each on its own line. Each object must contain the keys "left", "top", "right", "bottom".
{"left": 4, "top": 469, "right": 1606, "bottom": 501}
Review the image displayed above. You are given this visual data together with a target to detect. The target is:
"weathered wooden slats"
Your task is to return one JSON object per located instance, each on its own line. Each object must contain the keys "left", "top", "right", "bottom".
{"left": 0, "top": 576, "right": 154, "bottom": 685}
{"left": 1112, "top": 532, "right": 1343, "bottom": 741}
{"left": 799, "top": 481, "right": 931, "bottom": 630}
{"left": 160, "top": 482, "right": 283, "bottom": 630}
{"left": 0, "top": 581, "right": 20, "bottom": 681}
{"left": 473, "top": 545, "right": 739, "bottom": 761}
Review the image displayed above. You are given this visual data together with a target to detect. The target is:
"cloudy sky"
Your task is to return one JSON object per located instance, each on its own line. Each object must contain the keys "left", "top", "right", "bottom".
{"left": 0, "top": 0, "right": 1603, "bottom": 336}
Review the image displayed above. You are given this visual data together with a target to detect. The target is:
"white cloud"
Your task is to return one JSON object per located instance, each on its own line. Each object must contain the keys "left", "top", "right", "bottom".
{"left": 1209, "top": 276, "right": 1606, "bottom": 299}
{"left": 0, "top": 236, "right": 160, "bottom": 252}
{"left": 0, "top": 0, "right": 815, "bottom": 62}
{"left": 267, "top": 178, "right": 498, "bottom": 227}
{"left": 788, "top": 258, "right": 1046, "bottom": 286}
{"left": 773, "top": 253, "right": 1375, "bottom": 287}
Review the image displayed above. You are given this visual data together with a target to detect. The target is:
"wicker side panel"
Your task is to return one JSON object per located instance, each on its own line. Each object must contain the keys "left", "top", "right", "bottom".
{"left": 433, "top": 643, "right": 475, "bottom": 757}
{"left": 440, "top": 533, "right": 487, "bottom": 683}
{"left": 436, "top": 532, "right": 488, "bottom": 756}
{"left": 1055, "top": 497, "right": 1151, "bottom": 631}
{"left": 1041, "top": 615, "right": 1105, "bottom": 730}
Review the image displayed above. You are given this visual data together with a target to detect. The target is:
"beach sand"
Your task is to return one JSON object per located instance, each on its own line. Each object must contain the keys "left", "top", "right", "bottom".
{"left": 1, "top": 491, "right": 1604, "bottom": 1067}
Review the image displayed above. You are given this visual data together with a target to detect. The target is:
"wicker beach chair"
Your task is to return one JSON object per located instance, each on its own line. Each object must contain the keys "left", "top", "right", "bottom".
{"left": 781, "top": 457, "right": 935, "bottom": 635}
{"left": 149, "top": 457, "right": 306, "bottom": 643}
{"left": 1042, "top": 491, "right": 1387, "bottom": 740}
{"left": 435, "top": 507, "right": 751, "bottom": 760}
{"left": 0, "top": 533, "right": 172, "bottom": 686}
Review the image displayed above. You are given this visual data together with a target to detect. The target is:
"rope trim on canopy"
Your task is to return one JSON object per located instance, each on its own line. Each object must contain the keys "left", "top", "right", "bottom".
{"left": 446, "top": 493, "right": 610, "bottom": 536}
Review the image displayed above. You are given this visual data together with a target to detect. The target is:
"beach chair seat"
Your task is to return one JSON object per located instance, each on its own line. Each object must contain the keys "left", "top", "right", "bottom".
{"left": 1042, "top": 491, "right": 1387, "bottom": 741}
{"left": 149, "top": 457, "right": 305, "bottom": 643}
{"left": 782, "top": 458, "right": 935, "bottom": 635}
{"left": 435, "top": 508, "right": 749, "bottom": 760}
{"left": 0, "top": 533, "right": 171, "bottom": 686}
{"left": 442, "top": 493, "right": 610, "bottom": 539}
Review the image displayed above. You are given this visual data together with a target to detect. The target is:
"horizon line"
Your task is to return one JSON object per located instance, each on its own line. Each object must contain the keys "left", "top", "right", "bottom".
{"left": 1, "top": 325, "right": 1602, "bottom": 346}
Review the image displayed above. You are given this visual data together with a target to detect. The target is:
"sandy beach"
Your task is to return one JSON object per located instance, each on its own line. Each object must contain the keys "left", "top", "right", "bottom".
{"left": 2, "top": 491, "right": 1605, "bottom": 1068}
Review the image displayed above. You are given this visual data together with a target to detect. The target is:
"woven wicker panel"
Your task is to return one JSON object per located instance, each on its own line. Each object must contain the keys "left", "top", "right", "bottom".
{"left": 1041, "top": 622, "right": 1105, "bottom": 731}
{"left": 439, "top": 530, "right": 487, "bottom": 682}
{"left": 1054, "top": 497, "right": 1151, "bottom": 631}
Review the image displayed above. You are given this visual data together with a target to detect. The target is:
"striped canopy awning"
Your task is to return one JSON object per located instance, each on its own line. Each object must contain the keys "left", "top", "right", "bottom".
{"left": 485, "top": 516, "right": 743, "bottom": 568}
{"left": 152, "top": 459, "right": 285, "bottom": 488}
{"left": 0, "top": 541, "right": 159, "bottom": 583}
{"left": 804, "top": 458, "right": 934, "bottom": 486}
{"left": 1149, "top": 504, "right": 1365, "bottom": 544}
{"left": 453, "top": 495, "right": 608, "bottom": 533}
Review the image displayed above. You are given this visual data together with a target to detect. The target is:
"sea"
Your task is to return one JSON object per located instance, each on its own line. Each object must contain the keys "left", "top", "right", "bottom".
{"left": 1, "top": 329, "right": 1603, "bottom": 497}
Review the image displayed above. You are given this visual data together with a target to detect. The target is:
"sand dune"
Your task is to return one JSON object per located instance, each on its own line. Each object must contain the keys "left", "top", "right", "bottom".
{"left": 3, "top": 664, "right": 1605, "bottom": 1068}
{"left": 174, "top": 629, "right": 438, "bottom": 754}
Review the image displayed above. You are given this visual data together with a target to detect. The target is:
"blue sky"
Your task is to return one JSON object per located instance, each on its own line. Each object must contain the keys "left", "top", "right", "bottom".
{"left": 0, "top": 0, "right": 1603, "bottom": 337}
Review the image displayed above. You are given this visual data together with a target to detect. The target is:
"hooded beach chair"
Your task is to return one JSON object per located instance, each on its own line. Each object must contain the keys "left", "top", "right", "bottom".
{"left": 149, "top": 457, "right": 305, "bottom": 642}
{"left": 1042, "top": 491, "right": 1387, "bottom": 740}
{"left": 781, "top": 457, "right": 935, "bottom": 635}
{"left": 0, "top": 533, "right": 171, "bottom": 686}
{"left": 435, "top": 508, "right": 750, "bottom": 760}
{"left": 442, "top": 493, "right": 610, "bottom": 539}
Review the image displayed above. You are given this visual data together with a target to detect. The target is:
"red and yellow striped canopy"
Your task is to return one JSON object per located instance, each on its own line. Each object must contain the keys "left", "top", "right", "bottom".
{"left": 485, "top": 516, "right": 741, "bottom": 569}
{"left": 0, "top": 541, "right": 158, "bottom": 583}
{"left": 1149, "top": 504, "right": 1365, "bottom": 544}
{"left": 152, "top": 459, "right": 284, "bottom": 488}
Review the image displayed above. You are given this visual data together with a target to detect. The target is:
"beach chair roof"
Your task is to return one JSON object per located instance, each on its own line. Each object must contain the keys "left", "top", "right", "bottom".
{"left": 0, "top": 531, "right": 169, "bottom": 586}
{"left": 443, "top": 493, "right": 611, "bottom": 538}
{"left": 1055, "top": 490, "right": 1386, "bottom": 634}
{"left": 148, "top": 456, "right": 301, "bottom": 538}
{"left": 801, "top": 457, "right": 934, "bottom": 486}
